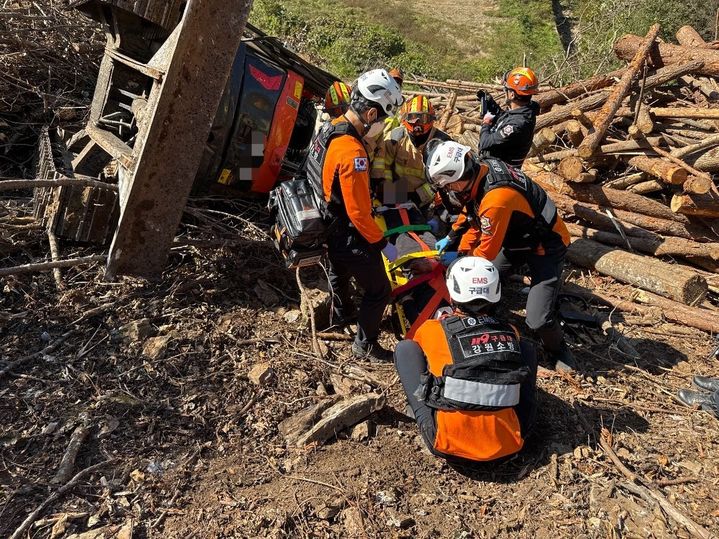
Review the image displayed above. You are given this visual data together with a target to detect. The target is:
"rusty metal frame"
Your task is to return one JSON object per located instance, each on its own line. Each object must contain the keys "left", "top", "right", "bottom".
{"left": 104, "top": 0, "right": 254, "bottom": 278}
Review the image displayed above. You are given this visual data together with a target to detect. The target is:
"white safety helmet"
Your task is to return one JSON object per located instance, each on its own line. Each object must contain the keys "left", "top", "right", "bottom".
{"left": 446, "top": 256, "right": 501, "bottom": 305}
{"left": 425, "top": 140, "right": 474, "bottom": 188}
{"left": 353, "top": 69, "right": 404, "bottom": 116}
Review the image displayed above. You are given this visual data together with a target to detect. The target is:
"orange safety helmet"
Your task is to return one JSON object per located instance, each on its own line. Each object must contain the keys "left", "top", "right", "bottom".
{"left": 401, "top": 95, "right": 435, "bottom": 136}
{"left": 388, "top": 67, "right": 404, "bottom": 85}
{"left": 324, "top": 81, "right": 352, "bottom": 117}
{"left": 503, "top": 67, "right": 539, "bottom": 96}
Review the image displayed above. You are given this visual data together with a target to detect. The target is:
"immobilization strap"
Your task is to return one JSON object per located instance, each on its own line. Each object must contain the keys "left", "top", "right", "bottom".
{"left": 383, "top": 224, "right": 431, "bottom": 237}
{"left": 405, "top": 270, "right": 451, "bottom": 339}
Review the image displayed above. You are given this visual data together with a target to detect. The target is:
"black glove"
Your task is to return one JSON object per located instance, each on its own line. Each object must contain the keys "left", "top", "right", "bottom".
{"left": 476, "top": 90, "right": 486, "bottom": 100}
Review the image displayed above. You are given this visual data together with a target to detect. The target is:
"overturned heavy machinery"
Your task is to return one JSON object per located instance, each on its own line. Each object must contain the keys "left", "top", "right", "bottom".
{"left": 34, "top": 0, "right": 336, "bottom": 278}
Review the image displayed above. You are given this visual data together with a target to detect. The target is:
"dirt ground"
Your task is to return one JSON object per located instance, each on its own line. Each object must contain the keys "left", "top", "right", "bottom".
{"left": 1, "top": 203, "right": 718, "bottom": 539}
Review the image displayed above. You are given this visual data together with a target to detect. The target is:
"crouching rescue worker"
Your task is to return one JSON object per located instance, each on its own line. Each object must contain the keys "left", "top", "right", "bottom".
{"left": 306, "top": 69, "right": 404, "bottom": 361}
{"left": 477, "top": 67, "right": 540, "bottom": 168}
{"left": 324, "top": 81, "right": 352, "bottom": 120}
{"left": 427, "top": 141, "right": 575, "bottom": 372}
{"left": 371, "top": 95, "right": 450, "bottom": 207}
{"left": 394, "top": 256, "right": 537, "bottom": 463}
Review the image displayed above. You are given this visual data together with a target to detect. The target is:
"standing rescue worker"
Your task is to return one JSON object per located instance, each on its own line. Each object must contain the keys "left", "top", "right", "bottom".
{"left": 394, "top": 256, "right": 537, "bottom": 463}
{"left": 427, "top": 141, "right": 575, "bottom": 372}
{"left": 477, "top": 67, "right": 540, "bottom": 168}
{"left": 306, "top": 69, "right": 403, "bottom": 361}
{"left": 371, "top": 95, "right": 449, "bottom": 207}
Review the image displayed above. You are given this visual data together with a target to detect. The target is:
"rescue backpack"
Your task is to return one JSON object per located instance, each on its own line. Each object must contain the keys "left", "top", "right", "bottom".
{"left": 268, "top": 121, "right": 353, "bottom": 268}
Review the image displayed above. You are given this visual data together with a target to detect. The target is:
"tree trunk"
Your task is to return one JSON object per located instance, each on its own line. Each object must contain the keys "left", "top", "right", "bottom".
{"left": 562, "top": 283, "right": 719, "bottom": 333}
{"left": 567, "top": 238, "right": 707, "bottom": 304}
{"left": 529, "top": 127, "right": 557, "bottom": 156}
{"left": 650, "top": 107, "right": 719, "bottom": 119}
{"left": 578, "top": 24, "right": 661, "bottom": 159}
{"left": 558, "top": 156, "right": 586, "bottom": 181}
{"left": 614, "top": 34, "right": 719, "bottom": 78}
{"left": 627, "top": 180, "right": 663, "bottom": 194}
{"left": 536, "top": 92, "right": 609, "bottom": 130}
{"left": 533, "top": 68, "right": 625, "bottom": 110}
{"left": 671, "top": 192, "right": 719, "bottom": 218}
{"left": 627, "top": 155, "right": 688, "bottom": 184}
{"left": 565, "top": 223, "right": 719, "bottom": 261}
{"left": 692, "top": 146, "right": 719, "bottom": 172}
{"left": 525, "top": 168, "right": 688, "bottom": 222}
{"left": 675, "top": 25, "right": 708, "bottom": 48}
{"left": 683, "top": 175, "right": 714, "bottom": 195}
{"left": 566, "top": 120, "right": 585, "bottom": 146}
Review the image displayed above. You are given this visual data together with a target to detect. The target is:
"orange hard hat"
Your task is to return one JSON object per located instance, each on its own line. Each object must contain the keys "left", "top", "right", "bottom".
{"left": 388, "top": 67, "right": 404, "bottom": 84}
{"left": 401, "top": 95, "right": 435, "bottom": 137}
{"left": 324, "top": 81, "right": 352, "bottom": 117}
{"left": 503, "top": 67, "right": 539, "bottom": 96}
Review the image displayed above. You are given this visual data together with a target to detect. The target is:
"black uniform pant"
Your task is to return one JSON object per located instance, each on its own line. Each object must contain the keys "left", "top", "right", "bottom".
{"left": 492, "top": 247, "right": 566, "bottom": 352}
{"left": 394, "top": 339, "right": 538, "bottom": 456}
{"left": 327, "top": 230, "right": 391, "bottom": 347}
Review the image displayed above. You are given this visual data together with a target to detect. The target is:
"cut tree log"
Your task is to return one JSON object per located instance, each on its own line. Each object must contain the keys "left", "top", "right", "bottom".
{"left": 578, "top": 24, "right": 661, "bottom": 159}
{"left": 558, "top": 156, "right": 586, "bottom": 181}
{"left": 692, "top": 146, "right": 719, "bottom": 172}
{"left": 680, "top": 75, "right": 719, "bottom": 100}
{"left": 671, "top": 191, "right": 719, "bottom": 218}
{"left": 671, "top": 132, "right": 719, "bottom": 158}
{"left": 562, "top": 282, "right": 719, "bottom": 334}
{"left": 683, "top": 175, "right": 714, "bottom": 195}
{"left": 614, "top": 34, "right": 719, "bottom": 78}
{"left": 650, "top": 107, "right": 719, "bottom": 119}
{"left": 279, "top": 393, "right": 385, "bottom": 447}
{"left": 533, "top": 68, "right": 625, "bottom": 110}
{"left": 635, "top": 106, "right": 654, "bottom": 134}
{"left": 566, "top": 120, "right": 585, "bottom": 146}
{"left": 438, "top": 92, "right": 458, "bottom": 131}
{"left": 530, "top": 127, "right": 557, "bottom": 156}
{"left": 675, "top": 25, "right": 708, "bottom": 48}
{"left": 627, "top": 155, "right": 688, "bottom": 184}
{"left": 604, "top": 172, "right": 647, "bottom": 189}
{"left": 549, "top": 188, "right": 717, "bottom": 243}
{"left": 627, "top": 180, "right": 663, "bottom": 194}
{"left": 536, "top": 92, "right": 608, "bottom": 130}
{"left": 567, "top": 238, "right": 707, "bottom": 304}
{"left": 566, "top": 223, "right": 719, "bottom": 261}
{"left": 524, "top": 168, "right": 690, "bottom": 222}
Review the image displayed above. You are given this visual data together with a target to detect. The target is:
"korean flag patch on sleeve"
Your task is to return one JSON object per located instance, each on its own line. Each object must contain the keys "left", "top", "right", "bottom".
{"left": 354, "top": 157, "right": 369, "bottom": 171}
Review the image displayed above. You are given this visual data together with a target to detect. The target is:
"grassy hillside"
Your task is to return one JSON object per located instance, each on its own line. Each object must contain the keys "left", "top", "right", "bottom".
{"left": 250, "top": 0, "right": 719, "bottom": 84}
{"left": 250, "top": 0, "right": 563, "bottom": 82}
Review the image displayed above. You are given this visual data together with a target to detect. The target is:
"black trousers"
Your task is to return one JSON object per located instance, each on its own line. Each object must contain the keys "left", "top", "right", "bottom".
{"left": 327, "top": 229, "right": 391, "bottom": 346}
{"left": 492, "top": 247, "right": 566, "bottom": 351}
{"left": 394, "top": 339, "right": 538, "bottom": 457}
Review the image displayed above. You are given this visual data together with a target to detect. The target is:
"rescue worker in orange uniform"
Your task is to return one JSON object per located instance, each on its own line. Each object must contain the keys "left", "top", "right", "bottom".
{"left": 477, "top": 67, "right": 540, "bottom": 168}
{"left": 324, "top": 81, "right": 352, "bottom": 119}
{"left": 394, "top": 256, "right": 537, "bottom": 463}
{"left": 427, "top": 141, "right": 575, "bottom": 371}
{"left": 306, "top": 69, "right": 403, "bottom": 361}
{"left": 371, "top": 95, "right": 449, "bottom": 207}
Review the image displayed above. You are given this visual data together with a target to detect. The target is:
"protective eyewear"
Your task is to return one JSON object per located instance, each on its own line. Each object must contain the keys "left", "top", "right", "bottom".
{"left": 405, "top": 112, "right": 434, "bottom": 124}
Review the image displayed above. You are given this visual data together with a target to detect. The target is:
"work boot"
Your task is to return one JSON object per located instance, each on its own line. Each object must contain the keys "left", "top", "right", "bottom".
{"left": 550, "top": 344, "right": 577, "bottom": 373}
{"left": 693, "top": 375, "right": 719, "bottom": 393}
{"left": 677, "top": 389, "right": 719, "bottom": 415}
{"left": 352, "top": 340, "right": 393, "bottom": 362}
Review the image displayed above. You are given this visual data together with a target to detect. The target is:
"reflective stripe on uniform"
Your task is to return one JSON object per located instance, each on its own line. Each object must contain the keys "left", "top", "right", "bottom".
{"left": 443, "top": 378, "right": 521, "bottom": 407}
{"left": 541, "top": 197, "right": 557, "bottom": 225}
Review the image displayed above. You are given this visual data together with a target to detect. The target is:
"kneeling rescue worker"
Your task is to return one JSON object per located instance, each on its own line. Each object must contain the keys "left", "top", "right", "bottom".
{"left": 306, "top": 69, "right": 404, "bottom": 361}
{"left": 477, "top": 67, "right": 540, "bottom": 168}
{"left": 428, "top": 141, "right": 575, "bottom": 371}
{"left": 371, "top": 95, "right": 450, "bottom": 207}
{"left": 394, "top": 256, "right": 537, "bottom": 463}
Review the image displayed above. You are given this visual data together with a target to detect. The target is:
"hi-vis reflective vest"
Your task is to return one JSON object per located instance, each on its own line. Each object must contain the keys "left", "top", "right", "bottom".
{"left": 372, "top": 127, "right": 449, "bottom": 206}
{"left": 413, "top": 314, "right": 529, "bottom": 461}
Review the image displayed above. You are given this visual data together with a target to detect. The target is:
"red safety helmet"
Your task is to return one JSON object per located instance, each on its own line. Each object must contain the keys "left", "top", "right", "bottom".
{"left": 401, "top": 95, "right": 435, "bottom": 137}
{"left": 324, "top": 81, "right": 352, "bottom": 117}
{"left": 503, "top": 67, "right": 539, "bottom": 96}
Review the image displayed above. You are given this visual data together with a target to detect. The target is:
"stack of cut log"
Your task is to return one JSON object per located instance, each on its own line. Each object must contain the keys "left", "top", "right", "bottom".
{"left": 404, "top": 24, "right": 719, "bottom": 328}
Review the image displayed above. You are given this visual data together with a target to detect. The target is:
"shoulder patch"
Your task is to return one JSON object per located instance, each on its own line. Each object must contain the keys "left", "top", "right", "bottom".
{"left": 500, "top": 125, "right": 514, "bottom": 138}
{"left": 354, "top": 157, "right": 369, "bottom": 171}
{"left": 480, "top": 215, "right": 492, "bottom": 235}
